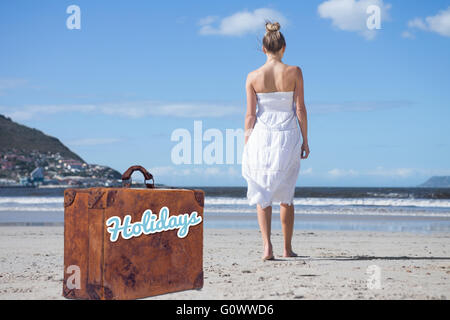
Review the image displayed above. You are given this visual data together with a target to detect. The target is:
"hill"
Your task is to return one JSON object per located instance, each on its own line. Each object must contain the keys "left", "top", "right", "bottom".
{"left": 0, "top": 114, "right": 121, "bottom": 186}
{"left": 418, "top": 176, "right": 450, "bottom": 188}
{"left": 0, "top": 114, "right": 83, "bottom": 162}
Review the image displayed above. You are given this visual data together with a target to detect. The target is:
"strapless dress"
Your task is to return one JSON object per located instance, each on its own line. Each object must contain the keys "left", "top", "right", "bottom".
{"left": 241, "top": 91, "right": 301, "bottom": 208}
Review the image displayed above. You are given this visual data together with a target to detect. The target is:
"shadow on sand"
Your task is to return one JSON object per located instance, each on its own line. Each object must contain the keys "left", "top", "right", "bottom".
{"left": 271, "top": 255, "right": 450, "bottom": 262}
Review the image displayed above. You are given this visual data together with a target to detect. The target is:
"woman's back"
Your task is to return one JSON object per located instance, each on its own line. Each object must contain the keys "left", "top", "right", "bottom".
{"left": 249, "top": 62, "right": 298, "bottom": 94}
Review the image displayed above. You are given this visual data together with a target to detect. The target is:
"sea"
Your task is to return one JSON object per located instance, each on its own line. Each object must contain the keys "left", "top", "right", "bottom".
{"left": 0, "top": 186, "right": 449, "bottom": 233}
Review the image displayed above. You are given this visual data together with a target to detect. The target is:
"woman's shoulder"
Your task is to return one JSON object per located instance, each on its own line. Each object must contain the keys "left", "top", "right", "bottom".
{"left": 247, "top": 67, "right": 263, "bottom": 77}
{"left": 283, "top": 64, "right": 302, "bottom": 74}
{"left": 282, "top": 65, "right": 303, "bottom": 83}
{"left": 246, "top": 68, "right": 263, "bottom": 84}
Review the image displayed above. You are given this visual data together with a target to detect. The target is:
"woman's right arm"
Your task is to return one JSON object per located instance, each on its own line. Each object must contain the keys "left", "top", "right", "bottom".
{"left": 244, "top": 73, "right": 257, "bottom": 144}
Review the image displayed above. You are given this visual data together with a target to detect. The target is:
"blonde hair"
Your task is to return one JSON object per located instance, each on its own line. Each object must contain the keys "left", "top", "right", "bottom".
{"left": 262, "top": 21, "right": 286, "bottom": 53}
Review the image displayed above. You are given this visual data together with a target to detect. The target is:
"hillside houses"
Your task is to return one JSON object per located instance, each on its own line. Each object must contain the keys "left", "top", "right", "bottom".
{"left": 0, "top": 149, "right": 121, "bottom": 187}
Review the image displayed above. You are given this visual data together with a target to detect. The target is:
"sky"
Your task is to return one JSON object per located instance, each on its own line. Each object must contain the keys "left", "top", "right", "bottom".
{"left": 0, "top": 0, "right": 449, "bottom": 187}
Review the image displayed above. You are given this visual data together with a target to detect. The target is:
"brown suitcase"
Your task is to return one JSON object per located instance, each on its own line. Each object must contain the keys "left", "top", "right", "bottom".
{"left": 62, "top": 165, "right": 204, "bottom": 300}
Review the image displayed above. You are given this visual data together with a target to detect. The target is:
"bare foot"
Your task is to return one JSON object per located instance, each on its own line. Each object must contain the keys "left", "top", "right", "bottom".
{"left": 262, "top": 242, "right": 274, "bottom": 261}
{"left": 283, "top": 249, "right": 298, "bottom": 257}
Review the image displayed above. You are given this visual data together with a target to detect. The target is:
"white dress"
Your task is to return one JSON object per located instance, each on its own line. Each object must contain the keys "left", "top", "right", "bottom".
{"left": 241, "top": 91, "right": 301, "bottom": 209}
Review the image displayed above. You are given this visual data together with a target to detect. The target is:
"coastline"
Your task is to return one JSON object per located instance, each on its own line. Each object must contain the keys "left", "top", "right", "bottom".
{"left": 0, "top": 226, "right": 448, "bottom": 300}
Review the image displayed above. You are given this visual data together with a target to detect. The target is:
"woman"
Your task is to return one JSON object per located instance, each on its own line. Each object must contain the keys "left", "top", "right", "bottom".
{"left": 242, "top": 21, "right": 310, "bottom": 261}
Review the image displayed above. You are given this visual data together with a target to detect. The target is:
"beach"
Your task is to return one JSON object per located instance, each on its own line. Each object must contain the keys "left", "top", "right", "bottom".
{"left": 0, "top": 226, "right": 449, "bottom": 300}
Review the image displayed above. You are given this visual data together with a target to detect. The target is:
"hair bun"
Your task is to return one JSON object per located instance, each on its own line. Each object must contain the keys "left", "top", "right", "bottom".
{"left": 265, "top": 21, "right": 281, "bottom": 32}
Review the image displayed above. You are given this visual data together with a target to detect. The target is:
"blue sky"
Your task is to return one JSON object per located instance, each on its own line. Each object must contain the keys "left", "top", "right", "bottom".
{"left": 0, "top": 0, "right": 449, "bottom": 187}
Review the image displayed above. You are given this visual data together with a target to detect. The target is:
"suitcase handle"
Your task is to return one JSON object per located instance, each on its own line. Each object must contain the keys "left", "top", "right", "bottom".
{"left": 121, "top": 165, "right": 155, "bottom": 189}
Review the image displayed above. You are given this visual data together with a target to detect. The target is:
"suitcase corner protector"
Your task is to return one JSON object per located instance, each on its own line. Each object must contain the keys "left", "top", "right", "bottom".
{"left": 64, "top": 189, "right": 77, "bottom": 208}
{"left": 193, "top": 270, "right": 204, "bottom": 288}
{"left": 88, "top": 189, "right": 105, "bottom": 209}
{"left": 193, "top": 190, "right": 205, "bottom": 207}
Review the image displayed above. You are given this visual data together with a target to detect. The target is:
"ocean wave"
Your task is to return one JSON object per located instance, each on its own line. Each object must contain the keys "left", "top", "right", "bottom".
{"left": 1, "top": 205, "right": 448, "bottom": 217}
{"left": 203, "top": 206, "right": 450, "bottom": 218}
{"left": 0, "top": 206, "right": 63, "bottom": 212}
{"left": 205, "top": 197, "right": 450, "bottom": 208}
{"left": 1, "top": 196, "right": 449, "bottom": 213}
{"left": 0, "top": 197, "right": 63, "bottom": 205}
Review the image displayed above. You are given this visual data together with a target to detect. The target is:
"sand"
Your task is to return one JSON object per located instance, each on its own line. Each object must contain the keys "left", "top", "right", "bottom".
{"left": 0, "top": 226, "right": 449, "bottom": 300}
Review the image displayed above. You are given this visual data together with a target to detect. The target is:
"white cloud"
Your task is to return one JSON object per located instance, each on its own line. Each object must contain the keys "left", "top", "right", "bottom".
{"left": 0, "top": 99, "right": 412, "bottom": 121}
{"left": 310, "top": 100, "right": 412, "bottom": 114}
{"left": 153, "top": 165, "right": 309, "bottom": 179}
{"left": 0, "top": 100, "right": 242, "bottom": 121}
{"left": 198, "top": 15, "right": 219, "bottom": 26}
{"left": 0, "top": 78, "right": 28, "bottom": 96}
{"left": 227, "top": 166, "right": 240, "bottom": 177}
{"left": 67, "top": 138, "right": 123, "bottom": 146}
{"left": 401, "top": 31, "right": 415, "bottom": 39}
{"left": 149, "top": 165, "right": 241, "bottom": 177}
{"left": 328, "top": 168, "right": 359, "bottom": 177}
{"left": 198, "top": 8, "right": 288, "bottom": 36}
{"left": 300, "top": 167, "right": 313, "bottom": 175}
{"left": 366, "top": 166, "right": 414, "bottom": 178}
{"left": 408, "top": 18, "right": 427, "bottom": 30}
{"left": 0, "top": 104, "right": 97, "bottom": 121}
{"left": 147, "top": 166, "right": 180, "bottom": 176}
{"left": 98, "top": 101, "right": 241, "bottom": 118}
{"left": 406, "top": 6, "right": 450, "bottom": 38}
{"left": 318, "top": 0, "right": 391, "bottom": 40}
{"left": 327, "top": 166, "right": 450, "bottom": 179}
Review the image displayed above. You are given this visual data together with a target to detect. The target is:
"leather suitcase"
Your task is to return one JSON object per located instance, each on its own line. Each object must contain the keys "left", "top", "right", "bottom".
{"left": 62, "top": 165, "right": 204, "bottom": 300}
